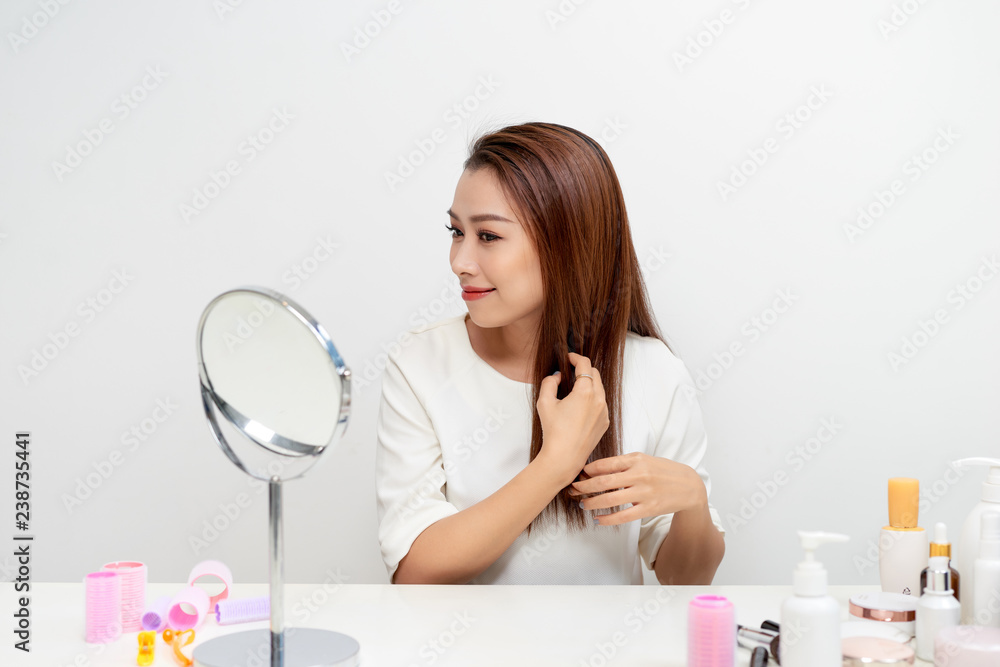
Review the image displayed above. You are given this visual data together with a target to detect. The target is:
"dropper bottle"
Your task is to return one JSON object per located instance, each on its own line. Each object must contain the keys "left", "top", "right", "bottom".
{"left": 919, "top": 522, "right": 960, "bottom": 601}
{"left": 915, "top": 555, "right": 960, "bottom": 661}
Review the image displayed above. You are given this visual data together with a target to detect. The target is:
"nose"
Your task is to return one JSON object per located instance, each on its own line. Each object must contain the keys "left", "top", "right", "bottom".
{"left": 450, "top": 236, "right": 479, "bottom": 276}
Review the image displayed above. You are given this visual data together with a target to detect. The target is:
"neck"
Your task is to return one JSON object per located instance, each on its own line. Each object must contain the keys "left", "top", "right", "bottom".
{"left": 466, "top": 313, "right": 539, "bottom": 367}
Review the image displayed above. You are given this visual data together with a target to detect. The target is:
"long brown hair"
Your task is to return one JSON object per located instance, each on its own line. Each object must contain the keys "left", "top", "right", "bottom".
{"left": 463, "top": 121, "right": 671, "bottom": 534}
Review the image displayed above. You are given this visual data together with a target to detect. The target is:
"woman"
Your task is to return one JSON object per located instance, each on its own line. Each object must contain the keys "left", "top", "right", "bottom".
{"left": 375, "top": 122, "right": 725, "bottom": 585}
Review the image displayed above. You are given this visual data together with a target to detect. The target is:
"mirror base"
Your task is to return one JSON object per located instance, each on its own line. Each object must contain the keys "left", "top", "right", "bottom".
{"left": 193, "top": 628, "right": 360, "bottom": 667}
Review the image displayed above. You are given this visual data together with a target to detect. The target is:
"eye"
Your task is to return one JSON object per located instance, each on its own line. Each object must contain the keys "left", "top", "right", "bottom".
{"left": 445, "top": 224, "right": 500, "bottom": 243}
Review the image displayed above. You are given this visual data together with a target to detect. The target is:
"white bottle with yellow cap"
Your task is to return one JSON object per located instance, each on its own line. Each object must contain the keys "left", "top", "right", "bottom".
{"left": 879, "top": 477, "right": 928, "bottom": 596}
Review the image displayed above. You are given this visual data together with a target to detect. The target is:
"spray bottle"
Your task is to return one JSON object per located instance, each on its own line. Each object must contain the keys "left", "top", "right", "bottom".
{"left": 780, "top": 531, "right": 850, "bottom": 667}
{"left": 951, "top": 457, "right": 1000, "bottom": 624}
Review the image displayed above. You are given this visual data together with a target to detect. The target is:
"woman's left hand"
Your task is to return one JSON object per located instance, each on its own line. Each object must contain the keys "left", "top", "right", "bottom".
{"left": 567, "top": 452, "right": 707, "bottom": 526}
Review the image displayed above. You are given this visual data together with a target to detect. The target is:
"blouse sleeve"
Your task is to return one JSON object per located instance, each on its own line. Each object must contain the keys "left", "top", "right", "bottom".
{"left": 374, "top": 351, "right": 460, "bottom": 582}
{"left": 636, "top": 343, "right": 725, "bottom": 572}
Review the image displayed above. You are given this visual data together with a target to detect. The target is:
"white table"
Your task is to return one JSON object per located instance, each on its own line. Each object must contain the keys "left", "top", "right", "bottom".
{"left": 3, "top": 583, "right": 931, "bottom": 666}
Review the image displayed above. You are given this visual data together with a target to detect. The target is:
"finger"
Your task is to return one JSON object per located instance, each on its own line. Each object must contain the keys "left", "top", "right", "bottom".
{"left": 572, "top": 469, "right": 631, "bottom": 495}
{"left": 582, "top": 455, "right": 632, "bottom": 478}
{"left": 579, "top": 488, "right": 633, "bottom": 511}
{"left": 593, "top": 504, "right": 645, "bottom": 526}
{"left": 566, "top": 352, "right": 593, "bottom": 373}
{"left": 538, "top": 371, "right": 561, "bottom": 400}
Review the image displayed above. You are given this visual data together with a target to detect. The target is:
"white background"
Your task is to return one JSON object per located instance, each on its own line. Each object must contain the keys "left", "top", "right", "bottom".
{"left": 1, "top": 0, "right": 998, "bottom": 589}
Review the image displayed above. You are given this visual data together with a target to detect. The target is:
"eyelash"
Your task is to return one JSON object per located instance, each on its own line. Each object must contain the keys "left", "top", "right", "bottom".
{"left": 445, "top": 224, "right": 500, "bottom": 243}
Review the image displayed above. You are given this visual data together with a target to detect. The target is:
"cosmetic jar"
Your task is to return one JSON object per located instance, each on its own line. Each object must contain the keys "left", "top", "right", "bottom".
{"left": 934, "top": 625, "right": 1000, "bottom": 666}
{"left": 841, "top": 636, "right": 915, "bottom": 665}
{"left": 848, "top": 592, "right": 917, "bottom": 637}
{"left": 840, "top": 620, "right": 912, "bottom": 644}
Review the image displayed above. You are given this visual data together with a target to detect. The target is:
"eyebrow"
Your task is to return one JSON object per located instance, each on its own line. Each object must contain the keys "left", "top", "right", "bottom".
{"left": 446, "top": 208, "right": 514, "bottom": 224}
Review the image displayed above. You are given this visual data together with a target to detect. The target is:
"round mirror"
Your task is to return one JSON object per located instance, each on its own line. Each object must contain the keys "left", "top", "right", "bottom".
{"left": 196, "top": 286, "right": 350, "bottom": 481}
{"left": 194, "top": 286, "right": 359, "bottom": 667}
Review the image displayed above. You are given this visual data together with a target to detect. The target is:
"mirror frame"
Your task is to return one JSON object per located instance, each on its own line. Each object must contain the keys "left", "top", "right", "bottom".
{"left": 195, "top": 285, "right": 351, "bottom": 481}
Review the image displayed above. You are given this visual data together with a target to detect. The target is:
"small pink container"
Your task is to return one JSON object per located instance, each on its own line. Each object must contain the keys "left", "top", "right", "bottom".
{"left": 688, "top": 594, "right": 735, "bottom": 667}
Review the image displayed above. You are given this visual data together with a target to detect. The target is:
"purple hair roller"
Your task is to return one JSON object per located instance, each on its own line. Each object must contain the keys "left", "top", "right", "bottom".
{"left": 142, "top": 595, "right": 171, "bottom": 631}
{"left": 215, "top": 596, "right": 270, "bottom": 625}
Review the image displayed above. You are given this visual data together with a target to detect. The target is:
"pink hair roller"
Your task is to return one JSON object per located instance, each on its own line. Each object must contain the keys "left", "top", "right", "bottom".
{"left": 688, "top": 594, "right": 736, "bottom": 667}
{"left": 215, "top": 596, "right": 270, "bottom": 625}
{"left": 142, "top": 595, "right": 172, "bottom": 631}
{"left": 168, "top": 586, "right": 211, "bottom": 631}
{"left": 187, "top": 560, "right": 233, "bottom": 610}
{"left": 102, "top": 561, "right": 147, "bottom": 633}
{"left": 84, "top": 571, "right": 122, "bottom": 643}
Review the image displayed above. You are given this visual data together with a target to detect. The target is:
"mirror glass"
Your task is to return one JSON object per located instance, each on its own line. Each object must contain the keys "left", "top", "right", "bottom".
{"left": 196, "top": 287, "right": 350, "bottom": 481}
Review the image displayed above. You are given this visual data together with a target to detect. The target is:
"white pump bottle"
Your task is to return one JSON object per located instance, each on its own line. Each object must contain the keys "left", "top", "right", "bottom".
{"left": 951, "top": 457, "right": 1000, "bottom": 624}
{"left": 780, "top": 531, "right": 850, "bottom": 667}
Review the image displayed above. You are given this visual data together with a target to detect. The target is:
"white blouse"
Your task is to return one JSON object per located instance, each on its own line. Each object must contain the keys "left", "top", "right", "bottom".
{"left": 374, "top": 314, "right": 724, "bottom": 584}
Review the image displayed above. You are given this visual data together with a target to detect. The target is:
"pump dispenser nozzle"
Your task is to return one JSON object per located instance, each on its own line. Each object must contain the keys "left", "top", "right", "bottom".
{"left": 794, "top": 531, "right": 849, "bottom": 597}
{"left": 952, "top": 458, "right": 1000, "bottom": 503}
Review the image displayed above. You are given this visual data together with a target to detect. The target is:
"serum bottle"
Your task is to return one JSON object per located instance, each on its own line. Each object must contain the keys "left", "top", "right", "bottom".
{"left": 919, "top": 522, "right": 960, "bottom": 601}
{"left": 915, "top": 555, "right": 960, "bottom": 661}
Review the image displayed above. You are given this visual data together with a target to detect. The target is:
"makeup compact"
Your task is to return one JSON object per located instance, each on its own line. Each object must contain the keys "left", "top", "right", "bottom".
{"left": 842, "top": 636, "right": 915, "bottom": 665}
{"left": 848, "top": 592, "right": 918, "bottom": 637}
{"left": 841, "top": 620, "right": 912, "bottom": 644}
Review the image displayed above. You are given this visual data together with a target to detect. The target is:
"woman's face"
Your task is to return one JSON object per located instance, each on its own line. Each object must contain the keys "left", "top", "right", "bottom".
{"left": 448, "top": 168, "right": 544, "bottom": 331}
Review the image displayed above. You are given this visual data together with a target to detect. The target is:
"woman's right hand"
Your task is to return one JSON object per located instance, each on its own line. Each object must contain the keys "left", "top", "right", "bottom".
{"left": 536, "top": 352, "right": 611, "bottom": 485}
